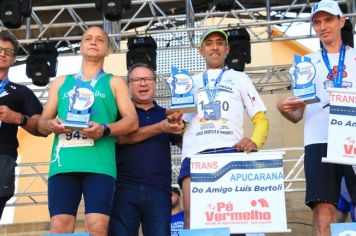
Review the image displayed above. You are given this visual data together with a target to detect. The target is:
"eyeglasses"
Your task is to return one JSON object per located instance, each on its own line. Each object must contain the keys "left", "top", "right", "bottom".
{"left": 0, "top": 46, "right": 15, "bottom": 57}
{"left": 129, "top": 77, "right": 155, "bottom": 85}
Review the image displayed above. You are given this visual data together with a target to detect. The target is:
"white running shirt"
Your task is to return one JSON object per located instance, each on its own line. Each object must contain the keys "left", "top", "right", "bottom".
{"left": 182, "top": 68, "right": 267, "bottom": 160}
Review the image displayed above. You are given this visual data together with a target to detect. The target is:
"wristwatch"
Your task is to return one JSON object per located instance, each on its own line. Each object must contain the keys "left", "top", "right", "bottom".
{"left": 102, "top": 124, "right": 111, "bottom": 137}
{"left": 20, "top": 114, "right": 29, "bottom": 126}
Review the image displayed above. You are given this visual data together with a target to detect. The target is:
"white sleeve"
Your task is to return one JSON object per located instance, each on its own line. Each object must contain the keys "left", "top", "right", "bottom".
{"left": 239, "top": 73, "right": 267, "bottom": 118}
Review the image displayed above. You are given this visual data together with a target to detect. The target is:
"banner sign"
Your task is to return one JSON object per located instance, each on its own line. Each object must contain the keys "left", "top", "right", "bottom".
{"left": 323, "top": 88, "right": 356, "bottom": 165}
{"left": 190, "top": 151, "right": 288, "bottom": 234}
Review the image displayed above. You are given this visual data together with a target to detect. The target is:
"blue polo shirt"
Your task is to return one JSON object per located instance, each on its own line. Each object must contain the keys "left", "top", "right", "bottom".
{"left": 116, "top": 101, "right": 182, "bottom": 187}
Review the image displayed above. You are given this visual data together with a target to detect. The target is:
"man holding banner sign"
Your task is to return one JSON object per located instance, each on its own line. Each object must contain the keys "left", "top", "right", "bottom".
{"left": 38, "top": 26, "right": 138, "bottom": 235}
{"left": 277, "top": 0, "right": 356, "bottom": 235}
{"left": 178, "top": 28, "right": 269, "bottom": 233}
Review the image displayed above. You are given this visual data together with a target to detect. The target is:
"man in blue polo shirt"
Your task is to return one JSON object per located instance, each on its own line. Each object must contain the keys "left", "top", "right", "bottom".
{"left": 109, "top": 63, "right": 185, "bottom": 236}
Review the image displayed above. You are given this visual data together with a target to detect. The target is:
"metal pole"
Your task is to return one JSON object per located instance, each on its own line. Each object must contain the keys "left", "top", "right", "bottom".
{"left": 25, "top": 17, "right": 31, "bottom": 39}
{"left": 266, "top": 0, "right": 272, "bottom": 39}
{"left": 347, "top": 0, "right": 356, "bottom": 31}
{"left": 185, "top": 0, "right": 195, "bottom": 46}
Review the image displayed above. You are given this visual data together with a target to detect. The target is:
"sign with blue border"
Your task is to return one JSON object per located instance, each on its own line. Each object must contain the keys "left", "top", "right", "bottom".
{"left": 190, "top": 151, "right": 289, "bottom": 234}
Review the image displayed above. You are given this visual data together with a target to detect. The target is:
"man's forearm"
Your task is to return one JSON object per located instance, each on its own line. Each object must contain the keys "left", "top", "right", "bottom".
{"left": 23, "top": 114, "right": 46, "bottom": 137}
{"left": 117, "top": 121, "right": 163, "bottom": 144}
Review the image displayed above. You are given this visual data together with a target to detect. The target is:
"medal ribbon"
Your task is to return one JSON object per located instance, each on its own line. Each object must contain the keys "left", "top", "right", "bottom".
{"left": 0, "top": 77, "right": 9, "bottom": 95}
{"left": 321, "top": 44, "right": 345, "bottom": 88}
{"left": 203, "top": 67, "right": 227, "bottom": 103}
{"left": 75, "top": 68, "right": 105, "bottom": 91}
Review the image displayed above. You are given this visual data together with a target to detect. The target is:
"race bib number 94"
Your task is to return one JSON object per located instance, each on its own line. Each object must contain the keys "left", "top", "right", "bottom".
{"left": 59, "top": 131, "right": 94, "bottom": 147}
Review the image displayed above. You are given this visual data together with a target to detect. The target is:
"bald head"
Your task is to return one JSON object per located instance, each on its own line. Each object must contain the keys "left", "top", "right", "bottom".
{"left": 82, "top": 26, "right": 110, "bottom": 47}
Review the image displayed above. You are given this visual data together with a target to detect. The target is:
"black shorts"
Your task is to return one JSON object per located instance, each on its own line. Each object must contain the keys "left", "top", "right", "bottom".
{"left": 0, "top": 154, "right": 16, "bottom": 197}
{"left": 304, "top": 143, "right": 356, "bottom": 208}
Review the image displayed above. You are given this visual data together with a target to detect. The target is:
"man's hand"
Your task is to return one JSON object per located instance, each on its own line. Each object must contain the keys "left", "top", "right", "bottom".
{"left": 47, "top": 118, "right": 72, "bottom": 134}
{"left": 0, "top": 105, "right": 21, "bottom": 125}
{"left": 277, "top": 96, "right": 306, "bottom": 123}
{"left": 277, "top": 96, "right": 305, "bottom": 113}
{"left": 79, "top": 122, "right": 105, "bottom": 139}
{"left": 233, "top": 137, "right": 257, "bottom": 153}
{"left": 166, "top": 109, "right": 183, "bottom": 124}
{"left": 159, "top": 119, "right": 185, "bottom": 135}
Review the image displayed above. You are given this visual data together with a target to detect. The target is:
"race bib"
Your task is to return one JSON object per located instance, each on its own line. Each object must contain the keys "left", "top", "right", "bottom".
{"left": 58, "top": 131, "right": 94, "bottom": 147}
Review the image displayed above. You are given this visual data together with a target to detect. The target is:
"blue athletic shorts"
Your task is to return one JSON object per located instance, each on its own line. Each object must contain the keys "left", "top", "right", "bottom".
{"left": 338, "top": 194, "right": 356, "bottom": 222}
{"left": 48, "top": 172, "right": 116, "bottom": 217}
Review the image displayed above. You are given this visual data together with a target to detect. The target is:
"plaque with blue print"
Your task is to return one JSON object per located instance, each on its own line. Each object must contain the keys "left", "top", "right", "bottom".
{"left": 290, "top": 55, "right": 320, "bottom": 104}
{"left": 62, "top": 87, "right": 94, "bottom": 130}
{"left": 166, "top": 67, "right": 197, "bottom": 113}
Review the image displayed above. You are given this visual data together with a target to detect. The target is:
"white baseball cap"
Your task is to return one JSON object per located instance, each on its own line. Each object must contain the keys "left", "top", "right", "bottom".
{"left": 310, "top": 0, "right": 343, "bottom": 20}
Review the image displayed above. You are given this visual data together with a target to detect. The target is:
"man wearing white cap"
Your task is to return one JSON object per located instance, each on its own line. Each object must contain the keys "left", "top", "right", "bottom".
{"left": 277, "top": 1, "right": 356, "bottom": 235}
{"left": 178, "top": 28, "right": 269, "bottom": 234}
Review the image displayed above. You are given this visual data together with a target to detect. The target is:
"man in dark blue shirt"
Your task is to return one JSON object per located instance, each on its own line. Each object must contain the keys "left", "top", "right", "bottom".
{"left": 0, "top": 31, "right": 43, "bottom": 220}
{"left": 109, "top": 63, "right": 184, "bottom": 236}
